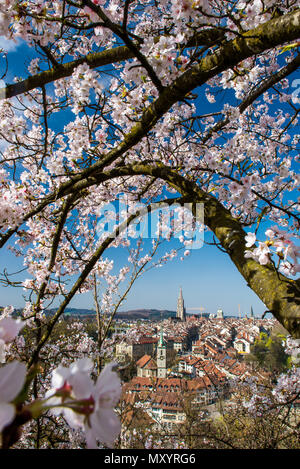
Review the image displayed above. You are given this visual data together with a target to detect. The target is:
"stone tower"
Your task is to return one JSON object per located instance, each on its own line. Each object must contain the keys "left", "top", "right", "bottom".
{"left": 176, "top": 287, "right": 186, "bottom": 321}
{"left": 157, "top": 327, "right": 167, "bottom": 378}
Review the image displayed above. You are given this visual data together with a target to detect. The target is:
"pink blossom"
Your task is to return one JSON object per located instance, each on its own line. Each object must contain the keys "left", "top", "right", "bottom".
{"left": 0, "top": 317, "right": 24, "bottom": 343}
{"left": 255, "top": 243, "right": 271, "bottom": 265}
{"left": 46, "top": 360, "right": 121, "bottom": 448}
{"left": 0, "top": 317, "right": 25, "bottom": 363}
{"left": 245, "top": 233, "right": 256, "bottom": 248}
{"left": 0, "top": 361, "right": 26, "bottom": 432}
{"left": 265, "top": 228, "right": 275, "bottom": 239}
{"left": 206, "top": 93, "right": 216, "bottom": 103}
{"left": 84, "top": 362, "right": 121, "bottom": 448}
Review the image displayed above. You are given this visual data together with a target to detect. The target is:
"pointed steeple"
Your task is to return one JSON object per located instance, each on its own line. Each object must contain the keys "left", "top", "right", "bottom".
{"left": 159, "top": 325, "right": 165, "bottom": 347}
{"left": 157, "top": 325, "right": 167, "bottom": 378}
{"left": 176, "top": 287, "right": 186, "bottom": 321}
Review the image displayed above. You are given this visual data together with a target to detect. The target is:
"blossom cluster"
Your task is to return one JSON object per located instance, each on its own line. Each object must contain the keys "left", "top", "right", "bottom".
{"left": 45, "top": 358, "right": 121, "bottom": 448}
{"left": 0, "top": 0, "right": 297, "bottom": 288}
{"left": 0, "top": 308, "right": 25, "bottom": 363}
{"left": 244, "top": 227, "right": 300, "bottom": 276}
{"left": 0, "top": 314, "right": 122, "bottom": 449}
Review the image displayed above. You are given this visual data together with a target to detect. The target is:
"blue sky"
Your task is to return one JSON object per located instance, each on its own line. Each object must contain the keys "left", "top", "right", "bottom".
{"left": 0, "top": 230, "right": 266, "bottom": 317}
{"left": 103, "top": 236, "right": 267, "bottom": 316}
{"left": 0, "top": 35, "right": 298, "bottom": 318}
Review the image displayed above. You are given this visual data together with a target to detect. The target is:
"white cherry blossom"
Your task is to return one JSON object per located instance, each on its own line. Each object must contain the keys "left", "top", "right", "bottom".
{"left": 0, "top": 316, "right": 25, "bottom": 363}
{"left": 245, "top": 233, "right": 256, "bottom": 248}
{"left": 46, "top": 359, "right": 121, "bottom": 448}
{"left": 0, "top": 361, "right": 26, "bottom": 432}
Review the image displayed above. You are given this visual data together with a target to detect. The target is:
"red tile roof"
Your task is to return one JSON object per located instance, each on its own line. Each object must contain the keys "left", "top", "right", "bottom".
{"left": 125, "top": 376, "right": 223, "bottom": 393}
{"left": 136, "top": 354, "right": 152, "bottom": 368}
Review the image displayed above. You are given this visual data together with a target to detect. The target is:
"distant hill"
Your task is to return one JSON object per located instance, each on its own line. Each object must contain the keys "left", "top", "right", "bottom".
{"left": 9, "top": 307, "right": 207, "bottom": 320}
{"left": 42, "top": 307, "right": 177, "bottom": 320}
{"left": 115, "top": 309, "right": 177, "bottom": 320}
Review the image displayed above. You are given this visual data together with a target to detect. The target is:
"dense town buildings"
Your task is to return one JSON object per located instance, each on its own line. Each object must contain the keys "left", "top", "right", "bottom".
{"left": 117, "top": 288, "right": 278, "bottom": 431}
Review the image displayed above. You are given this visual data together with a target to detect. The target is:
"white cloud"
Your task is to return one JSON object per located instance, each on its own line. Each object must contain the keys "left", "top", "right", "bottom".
{"left": 0, "top": 36, "right": 21, "bottom": 53}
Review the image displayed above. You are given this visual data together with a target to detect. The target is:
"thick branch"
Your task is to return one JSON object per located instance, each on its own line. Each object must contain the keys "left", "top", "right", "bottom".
{"left": 113, "top": 162, "right": 300, "bottom": 338}
{"left": 0, "top": 28, "right": 225, "bottom": 99}
{"left": 1, "top": 9, "right": 298, "bottom": 99}
{"left": 26, "top": 196, "right": 185, "bottom": 366}
{"left": 18, "top": 10, "right": 300, "bottom": 201}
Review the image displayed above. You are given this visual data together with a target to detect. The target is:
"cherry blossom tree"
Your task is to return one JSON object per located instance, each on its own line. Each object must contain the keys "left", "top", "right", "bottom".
{"left": 0, "top": 0, "right": 299, "bottom": 449}
{"left": 0, "top": 0, "right": 299, "bottom": 339}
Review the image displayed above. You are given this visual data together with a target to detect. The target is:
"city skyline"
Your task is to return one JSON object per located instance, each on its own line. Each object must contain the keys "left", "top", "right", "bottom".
{"left": 0, "top": 237, "right": 266, "bottom": 317}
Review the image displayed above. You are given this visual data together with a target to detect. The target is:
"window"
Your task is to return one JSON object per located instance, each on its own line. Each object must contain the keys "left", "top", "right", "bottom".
{"left": 164, "top": 414, "right": 177, "bottom": 420}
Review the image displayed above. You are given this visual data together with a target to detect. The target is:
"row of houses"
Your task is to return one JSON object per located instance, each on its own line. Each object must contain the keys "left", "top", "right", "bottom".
{"left": 190, "top": 318, "right": 270, "bottom": 358}
{"left": 121, "top": 374, "right": 228, "bottom": 430}
{"left": 115, "top": 323, "right": 198, "bottom": 363}
{"left": 177, "top": 353, "right": 251, "bottom": 380}
{"left": 116, "top": 316, "right": 276, "bottom": 430}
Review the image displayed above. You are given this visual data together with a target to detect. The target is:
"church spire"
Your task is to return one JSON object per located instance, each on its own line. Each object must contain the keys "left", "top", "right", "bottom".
{"left": 176, "top": 287, "right": 186, "bottom": 321}
{"left": 157, "top": 325, "right": 167, "bottom": 378}
{"left": 159, "top": 325, "right": 165, "bottom": 346}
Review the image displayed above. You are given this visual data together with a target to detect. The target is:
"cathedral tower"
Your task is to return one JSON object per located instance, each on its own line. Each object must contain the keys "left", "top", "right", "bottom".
{"left": 176, "top": 287, "right": 186, "bottom": 321}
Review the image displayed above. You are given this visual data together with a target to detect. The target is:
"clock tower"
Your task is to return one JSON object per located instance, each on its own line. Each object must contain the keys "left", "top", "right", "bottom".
{"left": 157, "top": 327, "right": 167, "bottom": 378}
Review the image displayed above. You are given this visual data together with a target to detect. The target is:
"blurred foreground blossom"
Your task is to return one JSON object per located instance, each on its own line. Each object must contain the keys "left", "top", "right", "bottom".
{"left": 0, "top": 361, "right": 26, "bottom": 432}
{"left": 46, "top": 359, "right": 122, "bottom": 448}
{"left": 0, "top": 317, "right": 26, "bottom": 363}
